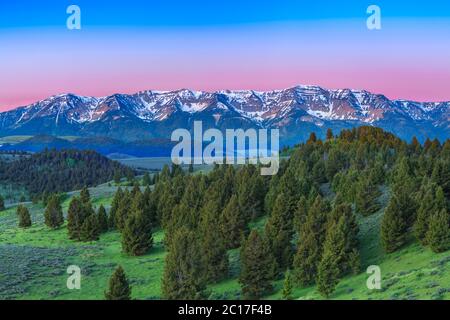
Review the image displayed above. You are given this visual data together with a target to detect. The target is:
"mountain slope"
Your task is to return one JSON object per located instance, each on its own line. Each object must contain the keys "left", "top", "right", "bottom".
{"left": 1, "top": 86, "right": 448, "bottom": 143}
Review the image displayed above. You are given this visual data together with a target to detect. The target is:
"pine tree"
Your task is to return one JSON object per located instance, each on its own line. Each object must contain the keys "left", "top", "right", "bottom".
{"left": 115, "top": 189, "right": 131, "bottom": 231}
{"left": 17, "top": 205, "right": 31, "bottom": 228}
{"left": 162, "top": 227, "right": 205, "bottom": 300}
{"left": 0, "top": 194, "right": 5, "bottom": 211}
{"left": 426, "top": 209, "right": 449, "bottom": 253}
{"left": 67, "top": 196, "right": 85, "bottom": 240}
{"left": 220, "top": 195, "right": 248, "bottom": 249}
{"left": 121, "top": 205, "right": 153, "bottom": 256}
{"left": 198, "top": 200, "right": 229, "bottom": 283}
{"left": 316, "top": 218, "right": 346, "bottom": 298}
{"left": 348, "top": 248, "right": 361, "bottom": 275}
{"left": 293, "top": 196, "right": 308, "bottom": 233}
{"left": 105, "top": 266, "right": 132, "bottom": 300}
{"left": 292, "top": 196, "right": 328, "bottom": 286}
{"left": 239, "top": 230, "right": 276, "bottom": 300}
{"left": 142, "top": 172, "right": 151, "bottom": 186}
{"left": 265, "top": 193, "right": 294, "bottom": 271}
{"left": 97, "top": 204, "right": 109, "bottom": 233}
{"left": 80, "top": 213, "right": 100, "bottom": 241}
{"left": 109, "top": 187, "right": 123, "bottom": 229}
{"left": 44, "top": 194, "right": 64, "bottom": 229}
{"left": 79, "top": 186, "right": 90, "bottom": 204}
{"left": 381, "top": 195, "right": 408, "bottom": 253}
{"left": 414, "top": 186, "right": 446, "bottom": 245}
{"left": 282, "top": 270, "right": 293, "bottom": 300}
{"left": 355, "top": 176, "right": 381, "bottom": 216}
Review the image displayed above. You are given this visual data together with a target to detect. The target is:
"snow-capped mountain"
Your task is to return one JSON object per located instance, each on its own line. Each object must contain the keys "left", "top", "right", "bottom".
{"left": 0, "top": 86, "right": 448, "bottom": 144}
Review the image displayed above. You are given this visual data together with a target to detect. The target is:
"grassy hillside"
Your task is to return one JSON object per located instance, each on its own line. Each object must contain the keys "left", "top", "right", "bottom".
{"left": 0, "top": 180, "right": 448, "bottom": 300}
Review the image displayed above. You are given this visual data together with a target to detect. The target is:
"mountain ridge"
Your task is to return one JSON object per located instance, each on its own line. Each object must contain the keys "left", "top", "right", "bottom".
{"left": 0, "top": 85, "right": 448, "bottom": 144}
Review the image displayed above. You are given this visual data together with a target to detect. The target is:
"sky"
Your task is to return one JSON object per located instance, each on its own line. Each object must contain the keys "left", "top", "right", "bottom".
{"left": 1, "top": 0, "right": 450, "bottom": 111}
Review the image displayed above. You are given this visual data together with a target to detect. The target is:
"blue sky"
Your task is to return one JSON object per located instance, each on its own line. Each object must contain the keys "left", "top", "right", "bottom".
{"left": 1, "top": 0, "right": 450, "bottom": 28}
{"left": 1, "top": 1, "right": 450, "bottom": 109}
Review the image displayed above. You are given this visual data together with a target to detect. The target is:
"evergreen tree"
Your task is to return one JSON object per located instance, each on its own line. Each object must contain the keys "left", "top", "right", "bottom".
{"left": 79, "top": 186, "right": 90, "bottom": 204}
{"left": 44, "top": 194, "right": 64, "bottom": 229}
{"left": 105, "top": 265, "right": 132, "bottom": 300}
{"left": 108, "top": 187, "right": 123, "bottom": 229}
{"left": 97, "top": 204, "right": 109, "bottom": 233}
{"left": 414, "top": 186, "right": 443, "bottom": 245}
{"left": 67, "top": 196, "right": 85, "bottom": 240}
{"left": 115, "top": 189, "right": 132, "bottom": 231}
{"left": 142, "top": 172, "right": 151, "bottom": 186}
{"left": 282, "top": 270, "right": 293, "bottom": 300}
{"left": 381, "top": 195, "right": 408, "bottom": 253}
{"left": 0, "top": 194, "right": 5, "bottom": 211}
{"left": 426, "top": 209, "right": 449, "bottom": 253}
{"left": 80, "top": 213, "right": 100, "bottom": 241}
{"left": 348, "top": 248, "right": 361, "bottom": 275}
{"left": 293, "top": 196, "right": 308, "bottom": 233}
{"left": 293, "top": 196, "right": 328, "bottom": 286}
{"left": 198, "top": 200, "right": 229, "bottom": 283}
{"left": 121, "top": 206, "right": 153, "bottom": 256}
{"left": 220, "top": 195, "right": 248, "bottom": 249}
{"left": 355, "top": 176, "right": 381, "bottom": 216}
{"left": 239, "top": 230, "right": 276, "bottom": 300}
{"left": 265, "top": 193, "right": 294, "bottom": 271}
{"left": 17, "top": 205, "right": 31, "bottom": 228}
{"left": 162, "top": 227, "right": 205, "bottom": 300}
{"left": 316, "top": 217, "right": 346, "bottom": 298}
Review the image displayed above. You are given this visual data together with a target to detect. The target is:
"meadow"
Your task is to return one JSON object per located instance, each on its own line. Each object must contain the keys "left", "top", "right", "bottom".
{"left": 0, "top": 179, "right": 448, "bottom": 300}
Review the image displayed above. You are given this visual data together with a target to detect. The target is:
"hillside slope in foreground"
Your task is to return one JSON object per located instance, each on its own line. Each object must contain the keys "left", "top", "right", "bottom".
{"left": 0, "top": 181, "right": 449, "bottom": 300}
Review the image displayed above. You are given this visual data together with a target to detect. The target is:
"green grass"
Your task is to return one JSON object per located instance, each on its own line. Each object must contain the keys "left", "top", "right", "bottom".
{"left": 0, "top": 181, "right": 449, "bottom": 300}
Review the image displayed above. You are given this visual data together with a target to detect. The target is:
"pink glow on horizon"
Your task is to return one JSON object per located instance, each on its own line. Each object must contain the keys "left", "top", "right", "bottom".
{"left": 1, "top": 20, "right": 450, "bottom": 111}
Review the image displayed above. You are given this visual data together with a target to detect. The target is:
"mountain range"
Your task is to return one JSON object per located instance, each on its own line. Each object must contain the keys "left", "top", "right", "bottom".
{"left": 0, "top": 85, "right": 448, "bottom": 155}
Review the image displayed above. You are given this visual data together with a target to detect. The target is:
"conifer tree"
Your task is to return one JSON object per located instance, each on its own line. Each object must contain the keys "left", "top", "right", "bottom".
{"left": 198, "top": 200, "right": 229, "bottom": 283}
{"left": 121, "top": 205, "right": 153, "bottom": 256}
{"left": 355, "top": 176, "right": 381, "bottom": 216}
{"left": 67, "top": 196, "right": 85, "bottom": 240}
{"left": 293, "top": 196, "right": 308, "bottom": 233}
{"left": 426, "top": 209, "right": 449, "bottom": 253}
{"left": 381, "top": 195, "right": 408, "bottom": 253}
{"left": 115, "top": 189, "right": 131, "bottom": 231}
{"left": 348, "top": 248, "right": 361, "bottom": 275}
{"left": 79, "top": 186, "right": 90, "bottom": 204}
{"left": 97, "top": 204, "right": 109, "bottom": 233}
{"left": 293, "top": 196, "right": 328, "bottom": 285}
{"left": 316, "top": 217, "right": 346, "bottom": 298}
{"left": 0, "top": 194, "right": 5, "bottom": 211}
{"left": 80, "top": 213, "right": 100, "bottom": 241}
{"left": 239, "top": 230, "right": 276, "bottom": 300}
{"left": 265, "top": 193, "right": 294, "bottom": 271}
{"left": 17, "top": 205, "right": 31, "bottom": 228}
{"left": 162, "top": 227, "right": 205, "bottom": 300}
{"left": 142, "top": 172, "right": 151, "bottom": 186}
{"left": 44, "top": 194, "right": 64, "bottom": 229}
{"left": 220, "top": 195, "right": 247, "bottom": 249}
{"left": 109, "top": 187, "right": 123, "bottom": 229}
{"left": 282, "top": 270, "right": 293, "bottom": 300}
{"left": 105, "top": 266, "right": 132, "bottom": 300}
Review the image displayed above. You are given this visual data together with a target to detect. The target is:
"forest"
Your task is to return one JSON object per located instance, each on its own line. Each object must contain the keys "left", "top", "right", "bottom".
{"left": 0, "top": 149, "right": 133, "bottom": 196}
{"left": 1, "top": 126, "right": 449, "bottom": 300}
